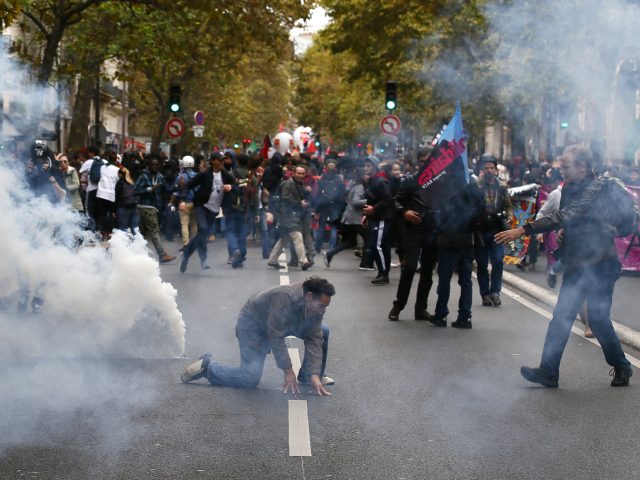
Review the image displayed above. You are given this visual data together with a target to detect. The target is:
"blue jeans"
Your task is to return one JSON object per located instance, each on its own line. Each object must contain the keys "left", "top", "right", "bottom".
{"left": 475, "top": 232, "right": 504, "bottom": 296}
{"left": 116, "top": 206, "right": 139, "bottom": 234}
{"left": 184, "top": 206, "right": 217, "bottom": 263}
{"left": 435, "top": 247, "right": 474, "bottom": 320}
{"left": 314, "top": 216, "right": 338, "bottom": 252}
{"left": 540, "top": 258, "right": 630, "bottom": 377}
{"left": 207, "top": 324, "right": 330, "bottom": 389}
{"left": 225, "top": 212, "right": 248, "bottom": 258}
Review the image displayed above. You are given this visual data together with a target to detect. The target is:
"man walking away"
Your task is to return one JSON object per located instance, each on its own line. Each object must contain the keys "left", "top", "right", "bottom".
{"left": 496, "top": 145, "right": 633, "bottom": 388}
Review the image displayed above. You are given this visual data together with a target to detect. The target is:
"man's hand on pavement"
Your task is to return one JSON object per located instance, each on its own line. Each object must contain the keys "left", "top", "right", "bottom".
{"left": 309, "top": 374, "right": 332, "bottom": 396}
{"left": 283, "top": 368, "right": 300, "bottom": 394}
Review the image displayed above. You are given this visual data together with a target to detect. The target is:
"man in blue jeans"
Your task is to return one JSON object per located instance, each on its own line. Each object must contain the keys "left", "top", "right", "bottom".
{"left": 180, "top": 277, "right": 335, "bottom": 396}
{"left": 179, "top": 153, "right": 233, "bottom": 272}
{"left": 474, "top": 154, "right": 513, "bottom": 307}
{"left": 496, "top": 145, "right": 633, "bottom": 387}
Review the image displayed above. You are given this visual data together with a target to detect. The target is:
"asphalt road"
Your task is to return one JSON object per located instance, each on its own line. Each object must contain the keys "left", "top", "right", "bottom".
{"left": 2, "top": 239, "right": 640, "bottom": 479}
{"left": 505, "top": 255, "right": 640, "bottom": 332}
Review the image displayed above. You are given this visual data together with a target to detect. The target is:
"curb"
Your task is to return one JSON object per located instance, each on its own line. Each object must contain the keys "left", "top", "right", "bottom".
{"left": 502, "top": 271, "right": 640, "bottom": 351}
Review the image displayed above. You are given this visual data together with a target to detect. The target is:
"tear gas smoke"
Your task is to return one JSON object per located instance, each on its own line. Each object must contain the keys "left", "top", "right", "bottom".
{"left": 0, "top": 49, "right": 185, "bottom": 457}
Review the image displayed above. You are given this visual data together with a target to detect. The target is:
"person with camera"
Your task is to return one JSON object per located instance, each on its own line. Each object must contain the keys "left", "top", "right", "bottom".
{"left": 474, "top": 154, "right": 513, "bottom": 307}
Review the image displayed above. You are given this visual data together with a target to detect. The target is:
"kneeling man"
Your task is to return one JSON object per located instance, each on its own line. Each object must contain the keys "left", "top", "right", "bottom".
{"left": 181, "top": 277, "right": 335, "bottom": 396}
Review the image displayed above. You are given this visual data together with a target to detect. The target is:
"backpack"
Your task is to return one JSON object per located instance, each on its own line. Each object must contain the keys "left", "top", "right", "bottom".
{"left": 230, "top": 169, "right": 250, "bottom": 212}
{"left": 600, "top": 178, "right": 640, "bottom": 237}
{"left": 321, "top": 178, "right": 343, "bottom": 204}
{"left": 89, "top": 157, "right": 104, "bottom": 184}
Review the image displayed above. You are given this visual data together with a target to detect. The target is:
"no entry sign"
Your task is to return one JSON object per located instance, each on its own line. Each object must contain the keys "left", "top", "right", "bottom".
{"left": 166, "top": 117, "right": 185, "bottom": 139}
{"left": 380, "top": 114, "right": 401, "bottom": 136}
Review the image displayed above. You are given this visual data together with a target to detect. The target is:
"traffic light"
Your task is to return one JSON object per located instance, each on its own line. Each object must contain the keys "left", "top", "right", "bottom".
{"left": 168, "top": 84, "right": 181, "bottom": 113}
{"left": 385, "top": 81, "right": 397, "bottom": 111}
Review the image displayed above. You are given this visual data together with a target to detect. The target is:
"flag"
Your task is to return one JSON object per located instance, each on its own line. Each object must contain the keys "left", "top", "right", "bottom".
{"left": 416, "top": 102, "right": 470, "bottom": 209}
{"left": 260, "top": 135, "right": 271, "bottom": 160}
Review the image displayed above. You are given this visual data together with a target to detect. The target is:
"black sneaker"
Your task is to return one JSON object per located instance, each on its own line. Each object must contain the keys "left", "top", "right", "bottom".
{"left": 451, "top": 317, "right": 472, "bottom": 329}
{"left": 610, "top": 366, "right": 633, "bottom": 387}
{"left": 388, "top": 305, "right": 401, "bottom": 321}
{"left": 268, "top": 262, "right": 285, "bottom": 269}
{"left": 231, "top": 250, "right": 243, "bottom": 268}
{"left": 520, "top": 366, "right": 558, "bottom": 388}
{"left": 414, "top": 309, "right": 434, "bottom": 321}
{"left": 181, "top": 354, "right": 212, "bottom": 383}
{"left": 322, "top": 251, "right": 332, "bottom": 268}
{"left": 489, "top": 294, "right": 501, "bottom": 306}
{"left": 301, "top": 260, "right": 314, "bottom": 271}
{"left": 547, "top": 273, "right": 557, "bottom": 289}
{"left": 428, "top": 316, "right": 447, "bottom": 327}
{"left": 482, "top": 295, "right": 492, "bottom": 307}
{"left": 371, "top": 275, "right": 389, "bottom": 285}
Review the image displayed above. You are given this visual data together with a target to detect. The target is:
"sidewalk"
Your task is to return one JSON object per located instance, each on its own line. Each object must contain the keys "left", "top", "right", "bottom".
{"left": 502, "top": 255, "right": 640, "bottom": 350}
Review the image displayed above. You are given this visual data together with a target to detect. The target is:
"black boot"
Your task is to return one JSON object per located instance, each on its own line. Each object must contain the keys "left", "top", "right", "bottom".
{"left": 451, "top": 316, "right": 472, "bottom": 329}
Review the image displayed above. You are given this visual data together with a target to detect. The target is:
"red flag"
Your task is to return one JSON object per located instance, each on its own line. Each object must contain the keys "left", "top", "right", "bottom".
{"left": 260, "top": 135, "right": 272, "bottom": 160}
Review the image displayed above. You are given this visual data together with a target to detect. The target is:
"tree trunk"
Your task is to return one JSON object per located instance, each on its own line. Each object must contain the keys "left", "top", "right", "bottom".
{"left": 67, "top": 75, "right": 94, "bottom": 149}
{"left": 36, "top": 20, "right": 65, "bottom": 86}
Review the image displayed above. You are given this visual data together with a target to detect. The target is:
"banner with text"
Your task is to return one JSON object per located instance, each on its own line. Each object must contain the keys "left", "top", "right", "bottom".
{"left": 416, "top": 103, "right": 469, "bottom": 209}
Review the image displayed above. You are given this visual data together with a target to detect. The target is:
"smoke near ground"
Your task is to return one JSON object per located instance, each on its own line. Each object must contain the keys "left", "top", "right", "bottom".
{"left": 0, "top": 52, "right": 185, "bottom": 456}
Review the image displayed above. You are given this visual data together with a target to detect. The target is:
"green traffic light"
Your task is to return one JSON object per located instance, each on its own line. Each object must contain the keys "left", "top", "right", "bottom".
{"left": 560, "top": 121, "right": 569, "bottom": 128}
{"left": 170, "top": 103, "right": 180, "bottom": 113}
{"left": 386, "top": 99, "right": 396, "bottom": 110}
{"left": 233, "top": 143, "right": 239, "bottom": 149}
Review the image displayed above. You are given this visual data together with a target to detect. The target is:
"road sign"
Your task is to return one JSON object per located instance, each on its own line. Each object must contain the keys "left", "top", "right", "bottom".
{"left": 380, "top": 115, "right": 401, "bottom": 136}
{"left": 192, "top": 125, "right": 205, "bottom": 137}
{"left": 194, "top": 111, "right": 205, "bottom": 126}
{"left": 166, "top": 117, "right": 185, "bottom": 139}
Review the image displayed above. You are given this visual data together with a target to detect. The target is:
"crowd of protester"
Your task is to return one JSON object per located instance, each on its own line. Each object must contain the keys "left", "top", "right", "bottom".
{"left": 16, "top": 141, "right": 640, "bottom": 326}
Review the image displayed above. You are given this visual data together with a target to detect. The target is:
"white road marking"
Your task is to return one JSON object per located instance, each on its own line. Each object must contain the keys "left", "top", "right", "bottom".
{"left": 280, "top": 276, "right": 290, "bottom": 285}
{"left": 288, "top": 347, "right": 301, "bottom": 377}
{"left": 288, "top": 400, "right": 312, "bottom": 456}
{"left": 501, "top": 285, "right": 640, "bottom": 368}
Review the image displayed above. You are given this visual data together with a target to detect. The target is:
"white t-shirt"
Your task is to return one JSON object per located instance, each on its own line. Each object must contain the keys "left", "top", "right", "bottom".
{"left": 96, "top": 164, "right": 120, "bottom": 202}
{"left": 204, "top": 171, "right": 224, "bottom": 213}
{"left": 79, "top": 157, "right": 104, "bottom": 192}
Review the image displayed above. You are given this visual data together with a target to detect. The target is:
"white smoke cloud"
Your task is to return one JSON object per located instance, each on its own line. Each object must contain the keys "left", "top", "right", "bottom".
{"left": 0, "top": 49, "right": 185, "bottom": 455}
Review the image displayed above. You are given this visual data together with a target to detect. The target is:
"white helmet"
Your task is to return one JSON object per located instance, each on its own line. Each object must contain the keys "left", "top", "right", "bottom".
{"left": 182, "top": 155, "right": 195, "bottom": 168}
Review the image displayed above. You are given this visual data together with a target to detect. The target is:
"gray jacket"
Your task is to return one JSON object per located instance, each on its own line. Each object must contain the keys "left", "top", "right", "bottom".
{"left": 235, "top": 282, "right": 324, "bottom": 375}
{"left": 341, "top": 182, "right": 366, "bottom": 225}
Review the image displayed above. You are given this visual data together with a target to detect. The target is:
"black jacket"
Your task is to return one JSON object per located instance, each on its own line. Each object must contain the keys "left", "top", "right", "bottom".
{"left": 188, "top": 168, "right": 235, "bottom": 208}
{"left": 523, "top": 177, "right": 623, "bottom": 269}
{"left": 395, "top": 173, "right": 439, "bottom": 242}
{"left": 365, "top": 173, "right": 395, "bottom": 221}
{"left": 434, "top": 180, "right": 484, "bottom": 248}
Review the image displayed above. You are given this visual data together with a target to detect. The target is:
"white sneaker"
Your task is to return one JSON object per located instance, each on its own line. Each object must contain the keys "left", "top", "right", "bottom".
{"left": 390, "top": 262, "right": 400, "bottom": 268}
{"left": 322, "top": 375, "right": 335, "bottom": 386}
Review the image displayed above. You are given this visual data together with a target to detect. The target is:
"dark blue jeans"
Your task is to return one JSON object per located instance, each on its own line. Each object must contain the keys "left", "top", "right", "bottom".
{"left": 540, "top": 258, "right": 630, "bottom": 377}
{"left": 206, "top": 324, "right": 330, "bottom": 389}
{"left": 116, "top": 206, "right": 139, "bottom": 234}
{"left": 475, "top": 232, "right": 505, "bottom": 296}
{"left": 314, "top": 216, "right": 339, "bottom": 252}
{"left": 435, "top": 247, "right": 474, "bottom": 320}
{"left": 184, "top": 206, "right": 217, "bottom": 263}
{"left": 225, "top": 212, "right": 248, "bottom": 259}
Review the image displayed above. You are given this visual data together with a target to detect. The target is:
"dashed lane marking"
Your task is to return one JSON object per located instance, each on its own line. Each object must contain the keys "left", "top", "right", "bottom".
{"left": 288, "top": 400, "right": 312, "bottom": 457}
{"left": 280, "top": 276, "right": 290, "bottom": 285}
